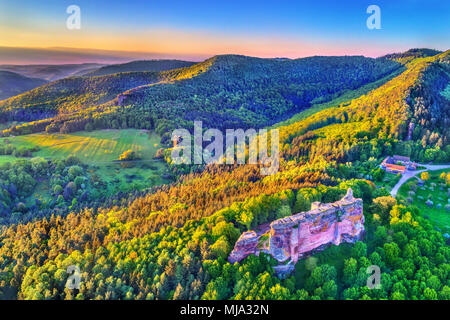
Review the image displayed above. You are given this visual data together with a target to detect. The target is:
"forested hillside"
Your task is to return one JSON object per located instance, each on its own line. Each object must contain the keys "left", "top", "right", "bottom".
{"left": 118, "top": 55, "right": 402, "bottom": 132}
{"left": 382, "top": 48, "right": 442, "bottom": 64}
{"left": 0, "top": 71, "right": 47, "bottom": 100}
{"left": 0, "top": 71, "right": 163, "bottom": 121}
{"left": 0, "top": 55, "right": 401, "bottom": 142}
{"left": 84, "top": 60, "right": 196, "bottom": 76}
{"left": 278, "top": 50, "right": 450, "bottom": 163}
{"left": 0, "top": 49, "right": 448, "bottom": 300}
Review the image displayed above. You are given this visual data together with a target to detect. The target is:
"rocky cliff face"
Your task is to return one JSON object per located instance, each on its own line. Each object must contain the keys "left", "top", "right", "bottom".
{"left": 228, "top": 188, "right": 364, "bottom": 268}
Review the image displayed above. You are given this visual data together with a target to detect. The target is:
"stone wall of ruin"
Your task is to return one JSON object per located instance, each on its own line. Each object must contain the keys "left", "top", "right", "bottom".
{"left": 228, "top": 188, "right": 364, "bottom": 267}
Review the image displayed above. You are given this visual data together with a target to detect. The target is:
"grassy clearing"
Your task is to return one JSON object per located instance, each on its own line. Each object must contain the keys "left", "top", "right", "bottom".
{"left": 1, "top": 129, "right": 161, "bottom": 163}
{"left": 0, "top": 129, "right": 170, "bottom": 195}
{"left": 92, "top": 160, "right": 168, "bottom": 195}
{"left": 397, "top": 169, "right": 449, "bottom": 233}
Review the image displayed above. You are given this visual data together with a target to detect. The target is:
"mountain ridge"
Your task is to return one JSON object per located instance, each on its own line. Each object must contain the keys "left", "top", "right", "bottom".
{"left": 0, "top": 63, "right": 105, "bottom": 81}
{"left": 0, "top": 71, "right": 47, "bottom": 101}
{"left": 0, "top": 54, "right": 402, "bottom": 138}
{"left": 84, "top": 60, "right": 196, "bottom": 77}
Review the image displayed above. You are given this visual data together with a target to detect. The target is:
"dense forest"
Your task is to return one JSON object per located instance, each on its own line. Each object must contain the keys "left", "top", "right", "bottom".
{"left": 278, "top": 51, "right": 450, "bottom": 164}
{"left": 0, "top": 49, "right": 448, "bottom": 300}
{"left": 0, "top": 55, "right": 402, "bottom": 142}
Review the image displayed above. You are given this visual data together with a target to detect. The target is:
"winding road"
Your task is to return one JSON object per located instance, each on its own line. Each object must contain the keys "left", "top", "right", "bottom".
{"left": 390, "top": 163, "right": 450, "bottom": 197}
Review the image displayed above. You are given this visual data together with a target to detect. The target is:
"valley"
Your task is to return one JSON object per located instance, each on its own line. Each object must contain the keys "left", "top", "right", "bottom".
{"left": 0, "top": 48, "right": 448, "bottom": 301}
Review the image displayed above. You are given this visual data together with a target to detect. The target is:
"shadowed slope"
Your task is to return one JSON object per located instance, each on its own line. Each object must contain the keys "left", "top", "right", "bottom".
{"left": 0, "top": 71, "right": 47, "bottom": 100}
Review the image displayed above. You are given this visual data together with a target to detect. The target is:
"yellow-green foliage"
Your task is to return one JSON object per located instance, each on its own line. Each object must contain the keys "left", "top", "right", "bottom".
{"left": 118, "top": 149, "right": 137, "bottom": 161}
{"left": 0, "top": 129, "right": 160, "bottom": 163}
{"left": 280, "top": 53, "right": 448, "bottom": 143}
{"left": 161, "top": 56, "right": 216, "bottom": 82}
{"left": 275, "top": 51, "right": 449, "bottom": 163}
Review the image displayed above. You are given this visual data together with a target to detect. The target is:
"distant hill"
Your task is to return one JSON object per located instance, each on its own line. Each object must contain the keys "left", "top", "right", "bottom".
{"left": 84, "top": 60, "right": 196, "bottom": 76}
{"left": 382, "top": 48, "right": 442, "bottom": 64}
{"left": 71, "top": 66, "right": 104, "bottom": 77}
{"left": 0, "top": 63, "right": 105, "bottom": 81}
{"left": 0, "top": 70, "right": 163, "bottom": 121}
{"left": 0, "top": 54, "right": 402, "bottom": 139}
{"left": 0, "top": 71, "right": 47, "bottom": 100}
{"left": 116, "top": 54, "right": 403, "bottom": 134}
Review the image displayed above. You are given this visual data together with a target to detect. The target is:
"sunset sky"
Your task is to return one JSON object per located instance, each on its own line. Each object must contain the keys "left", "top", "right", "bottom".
{"left": 0, "top": 0, "right": 448, "bottom": 64}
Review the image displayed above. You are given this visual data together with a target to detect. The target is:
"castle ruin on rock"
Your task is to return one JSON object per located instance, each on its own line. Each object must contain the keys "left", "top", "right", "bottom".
{"left": 228, "top": 188, "right": 364, "bottom": 275}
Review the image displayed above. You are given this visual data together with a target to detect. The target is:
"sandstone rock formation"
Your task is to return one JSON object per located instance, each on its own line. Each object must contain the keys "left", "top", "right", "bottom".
{"left": 228, "top": 188, "right": 364, "bottom": 269}
{"left": 227, "top": 231, "right": 259, "bottom": 263}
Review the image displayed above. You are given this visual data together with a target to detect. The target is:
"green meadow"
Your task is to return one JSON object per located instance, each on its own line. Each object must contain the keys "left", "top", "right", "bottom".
{"left": 1, "top": 129, "right": 161, "bottom": 163}
{"left": 0, "top": 129, "right": 170, "bottom": 196}
{"left": 397, "top": 169, "right": 449, "bottom": 233}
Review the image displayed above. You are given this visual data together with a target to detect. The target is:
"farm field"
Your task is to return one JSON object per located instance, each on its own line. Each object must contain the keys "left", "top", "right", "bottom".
{"left": 397, "top": 169, "right": 449, "bottom": 234}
